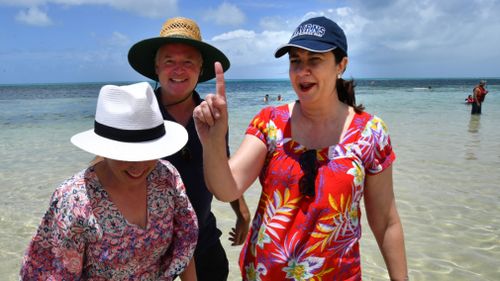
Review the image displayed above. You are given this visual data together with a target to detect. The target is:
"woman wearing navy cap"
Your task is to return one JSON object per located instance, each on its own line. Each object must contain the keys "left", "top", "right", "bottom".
{"left": 194, "top": 16, "right": 408, "bottom": 281}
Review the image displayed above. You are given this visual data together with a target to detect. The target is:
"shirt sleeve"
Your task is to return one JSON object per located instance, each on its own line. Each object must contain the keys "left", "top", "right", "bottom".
{"left": 20, "top": 179, "right": 88, "bottom": 279}
{"left": 245, "top": 106, "right": 273, "bottom": 144}
{"left": 361, "top": 115, "right": 396, "bottom": 175}
{"left": 162, "top": 165, "right": 198, "bottom": 278}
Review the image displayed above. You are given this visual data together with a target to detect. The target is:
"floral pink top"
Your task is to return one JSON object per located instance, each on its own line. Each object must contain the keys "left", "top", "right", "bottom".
{"left": 20, "top": 160, "right": 198, "bottom": 280}
{"left": 240, "top": 104, "right": 395, "bottom": 281}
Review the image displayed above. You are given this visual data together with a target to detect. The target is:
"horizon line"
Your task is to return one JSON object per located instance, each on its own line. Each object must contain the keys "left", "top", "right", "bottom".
{"left": 1, "top": 76, "right": 499, "bottom": 86}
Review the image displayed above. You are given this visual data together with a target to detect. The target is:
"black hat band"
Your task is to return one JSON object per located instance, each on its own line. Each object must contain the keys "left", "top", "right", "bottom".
{"left": 94, "top": 121, "right": 165, "bottom": 143}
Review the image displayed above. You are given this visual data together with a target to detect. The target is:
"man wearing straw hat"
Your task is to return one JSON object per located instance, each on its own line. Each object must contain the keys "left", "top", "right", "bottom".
{"left": 128, "top": 17, "right": 250, "bottom": 280}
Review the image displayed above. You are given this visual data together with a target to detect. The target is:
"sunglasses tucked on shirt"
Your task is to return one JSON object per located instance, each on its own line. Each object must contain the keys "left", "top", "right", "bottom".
{"left": 299, "top": 149, "right": 318, "bottom": 197}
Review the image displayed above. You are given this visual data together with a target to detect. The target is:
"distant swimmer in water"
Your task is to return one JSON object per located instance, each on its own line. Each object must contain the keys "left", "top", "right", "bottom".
{"left": 277, "top": 94, "right": 282, "bottom": 101}
{"left": 264, "top": 94, "right": 269, "bottom": 102}
{"left": 465, "top": 95, "right": 474, "bottom": 104}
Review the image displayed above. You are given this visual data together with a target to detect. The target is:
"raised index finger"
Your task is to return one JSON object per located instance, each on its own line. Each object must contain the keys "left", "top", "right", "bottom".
{"left": 214, "top": 61, "right": 226, "bottom": 101}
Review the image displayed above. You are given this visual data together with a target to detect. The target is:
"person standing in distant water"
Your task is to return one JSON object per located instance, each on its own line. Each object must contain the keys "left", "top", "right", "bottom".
{"left": 471, "top": 80, "right": 488, "bottom": 114}
{"left": 128, "top": 17, "right": 250, "bottom": 281}
{"left": 277, "top": 94, "right": 282, "bottom": 101}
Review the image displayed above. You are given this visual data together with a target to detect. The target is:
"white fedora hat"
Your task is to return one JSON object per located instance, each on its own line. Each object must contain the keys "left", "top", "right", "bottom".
{"left": 71, "top": 82, "right": 187, "bottom": 161}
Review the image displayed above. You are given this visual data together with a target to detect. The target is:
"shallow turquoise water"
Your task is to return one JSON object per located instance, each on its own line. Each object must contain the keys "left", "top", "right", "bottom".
{"left": 1, "top": 79, "right": 499, "bottom": 280}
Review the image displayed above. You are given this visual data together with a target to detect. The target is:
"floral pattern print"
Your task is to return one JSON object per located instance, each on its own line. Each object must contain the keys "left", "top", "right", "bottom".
{"left": 20, "top": 160, "right": 198, "bottom": 280}
{"left": 240, "top": 104, "right": 395, "bottom": 280}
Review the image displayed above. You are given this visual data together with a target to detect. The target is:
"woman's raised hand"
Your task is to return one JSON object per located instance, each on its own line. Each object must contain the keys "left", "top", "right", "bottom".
{"left": 193, "top": 62, "right": 229, "bottom": 145}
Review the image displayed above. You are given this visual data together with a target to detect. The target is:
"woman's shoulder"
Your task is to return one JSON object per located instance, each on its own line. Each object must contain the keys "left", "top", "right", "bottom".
{"left": 249, "top": 104, "right": 291, "bottom": 132}
{"left": 46, "top": 168, "right": 98, "bottom": 232}
{"left": 150, "top": 160, "right": 183, "bottom": 189}
{"left": 156, "top": 159, "right": 178, "bottom": 175}
{"left": 253, "top": 103, "right": 291, "bottom": 122}
{"left": 54, "top": 168, "right": 94, "bottom": 204}
{"left": 345, "top": 111, "right": 392, "bottom": 143}
{"left": 352, "top": 110, "right": 389, "bottom": 124}
{"left": 350, "top": 110, "right": 374, "bottom": 128}
{"left": 258, "top": 103, "right": 290, "bottom": 115}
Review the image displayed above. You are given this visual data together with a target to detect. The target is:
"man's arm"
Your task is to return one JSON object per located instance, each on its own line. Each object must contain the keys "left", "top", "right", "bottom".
{"left": 179, "top": 258, "right": 197, "bottom": 281}
{"left": 228, "top": 196, "right": 251, "bottom": 245}
{"left": 473, "top": 87, "right": 481, "bottom": 105}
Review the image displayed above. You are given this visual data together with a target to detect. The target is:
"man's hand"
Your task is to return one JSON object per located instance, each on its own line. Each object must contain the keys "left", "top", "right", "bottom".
{"left": 229, "top": 215, "right": 250, "bottom": 246}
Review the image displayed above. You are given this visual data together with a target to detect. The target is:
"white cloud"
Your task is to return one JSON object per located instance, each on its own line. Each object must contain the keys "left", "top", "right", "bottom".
{"left": 15, "top": 6, "right": 52, "bottom": 26}
{"left": 106, "top": 31, "right": 130, "bottom": 47}
{"left": 204, "top": 2, "right": 245, "bottom": 26}
{"left": 103, "top": 0, "right": 178, "bottom": 19}
{"left": 293, "top": 1, "right": 498, "bottom": 75}
{"left": 0, "top": 0, "right": 44, "bottom": 5}
{"left": 211, "top": 29, "right": 290, "bottom": 63}
{"left": 3, "top": 0, "right": 500, "bottom": 81}
{"left": 209, "top": 30, "right": 291, "bottom": 78}
{"left": 259, "top": 17, "right": 283, "bottom": 31}
{"left": 1, "top": 0, "right": 179, "bottom": 19}
{"left": 340, "top": 0, "right": 500, "bottom": 77}
{"left": 212, "top": 29, "right": 255, "bottom": 41}
{"left": 209, "top": 0, "right": 499, "bottom": 78}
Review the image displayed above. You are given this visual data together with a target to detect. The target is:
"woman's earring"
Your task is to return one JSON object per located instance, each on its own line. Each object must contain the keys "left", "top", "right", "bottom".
{"left": 337, "top": 73, "right": 342, "bottom": 79}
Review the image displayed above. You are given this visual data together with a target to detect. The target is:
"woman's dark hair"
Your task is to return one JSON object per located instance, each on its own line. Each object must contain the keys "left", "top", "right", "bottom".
{"left": 333, "top": 48, "right": 364, "bottom": 113}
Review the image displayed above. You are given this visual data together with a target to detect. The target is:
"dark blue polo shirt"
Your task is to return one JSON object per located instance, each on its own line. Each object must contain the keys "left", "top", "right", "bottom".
{"left": 155, "top": 88, "right": 228, "bottom": 255}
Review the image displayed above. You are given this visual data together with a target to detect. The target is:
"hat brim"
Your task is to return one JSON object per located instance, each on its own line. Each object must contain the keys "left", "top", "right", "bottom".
{"left": 274, "top": 41, "right": 337, "bottom": 58}
{"left": 71, "top": 120, "right": 188, "bottom": 162}
{"left": 128, "top": 37, "right": 230, "bottom": 83}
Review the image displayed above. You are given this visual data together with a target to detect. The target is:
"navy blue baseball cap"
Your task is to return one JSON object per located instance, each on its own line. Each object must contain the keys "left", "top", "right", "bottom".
{"left": 275, "top": 16, "right": 348, "bottom": 58}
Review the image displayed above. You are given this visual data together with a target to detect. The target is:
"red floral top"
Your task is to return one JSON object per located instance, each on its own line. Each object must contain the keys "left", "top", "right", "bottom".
{"left": 20, "top": 160, "right": 198, "bottom": 280}
{"left": 240, "top": 104, "right": 395, "bottom": 281}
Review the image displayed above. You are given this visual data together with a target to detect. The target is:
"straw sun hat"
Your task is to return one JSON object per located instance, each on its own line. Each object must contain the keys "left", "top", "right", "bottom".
{"left": 71, "top": 82, "right": 188, "bottom": 162}
{"left": 128, "top": 17, "right": 230, "bottom": 83}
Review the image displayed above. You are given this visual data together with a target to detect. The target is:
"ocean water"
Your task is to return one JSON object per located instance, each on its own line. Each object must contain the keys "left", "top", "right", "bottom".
{"left": 1, "top": 79, "right": 499, "bottom": 280}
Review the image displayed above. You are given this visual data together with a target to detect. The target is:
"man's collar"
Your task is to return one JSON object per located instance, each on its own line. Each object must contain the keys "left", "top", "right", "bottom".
{"left": 154, "top": 87, "right": 202, "bottom": 107}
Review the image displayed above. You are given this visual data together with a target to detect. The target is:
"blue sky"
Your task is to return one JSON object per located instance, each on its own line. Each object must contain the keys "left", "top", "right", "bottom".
{"left": 0, "top": 0, "right": 499, "bottom": 84}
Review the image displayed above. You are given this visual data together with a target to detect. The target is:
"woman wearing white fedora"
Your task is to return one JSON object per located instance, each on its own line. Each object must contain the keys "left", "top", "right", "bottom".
{"left": 20, "top": 82, "right": 198, "bottom": 280}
